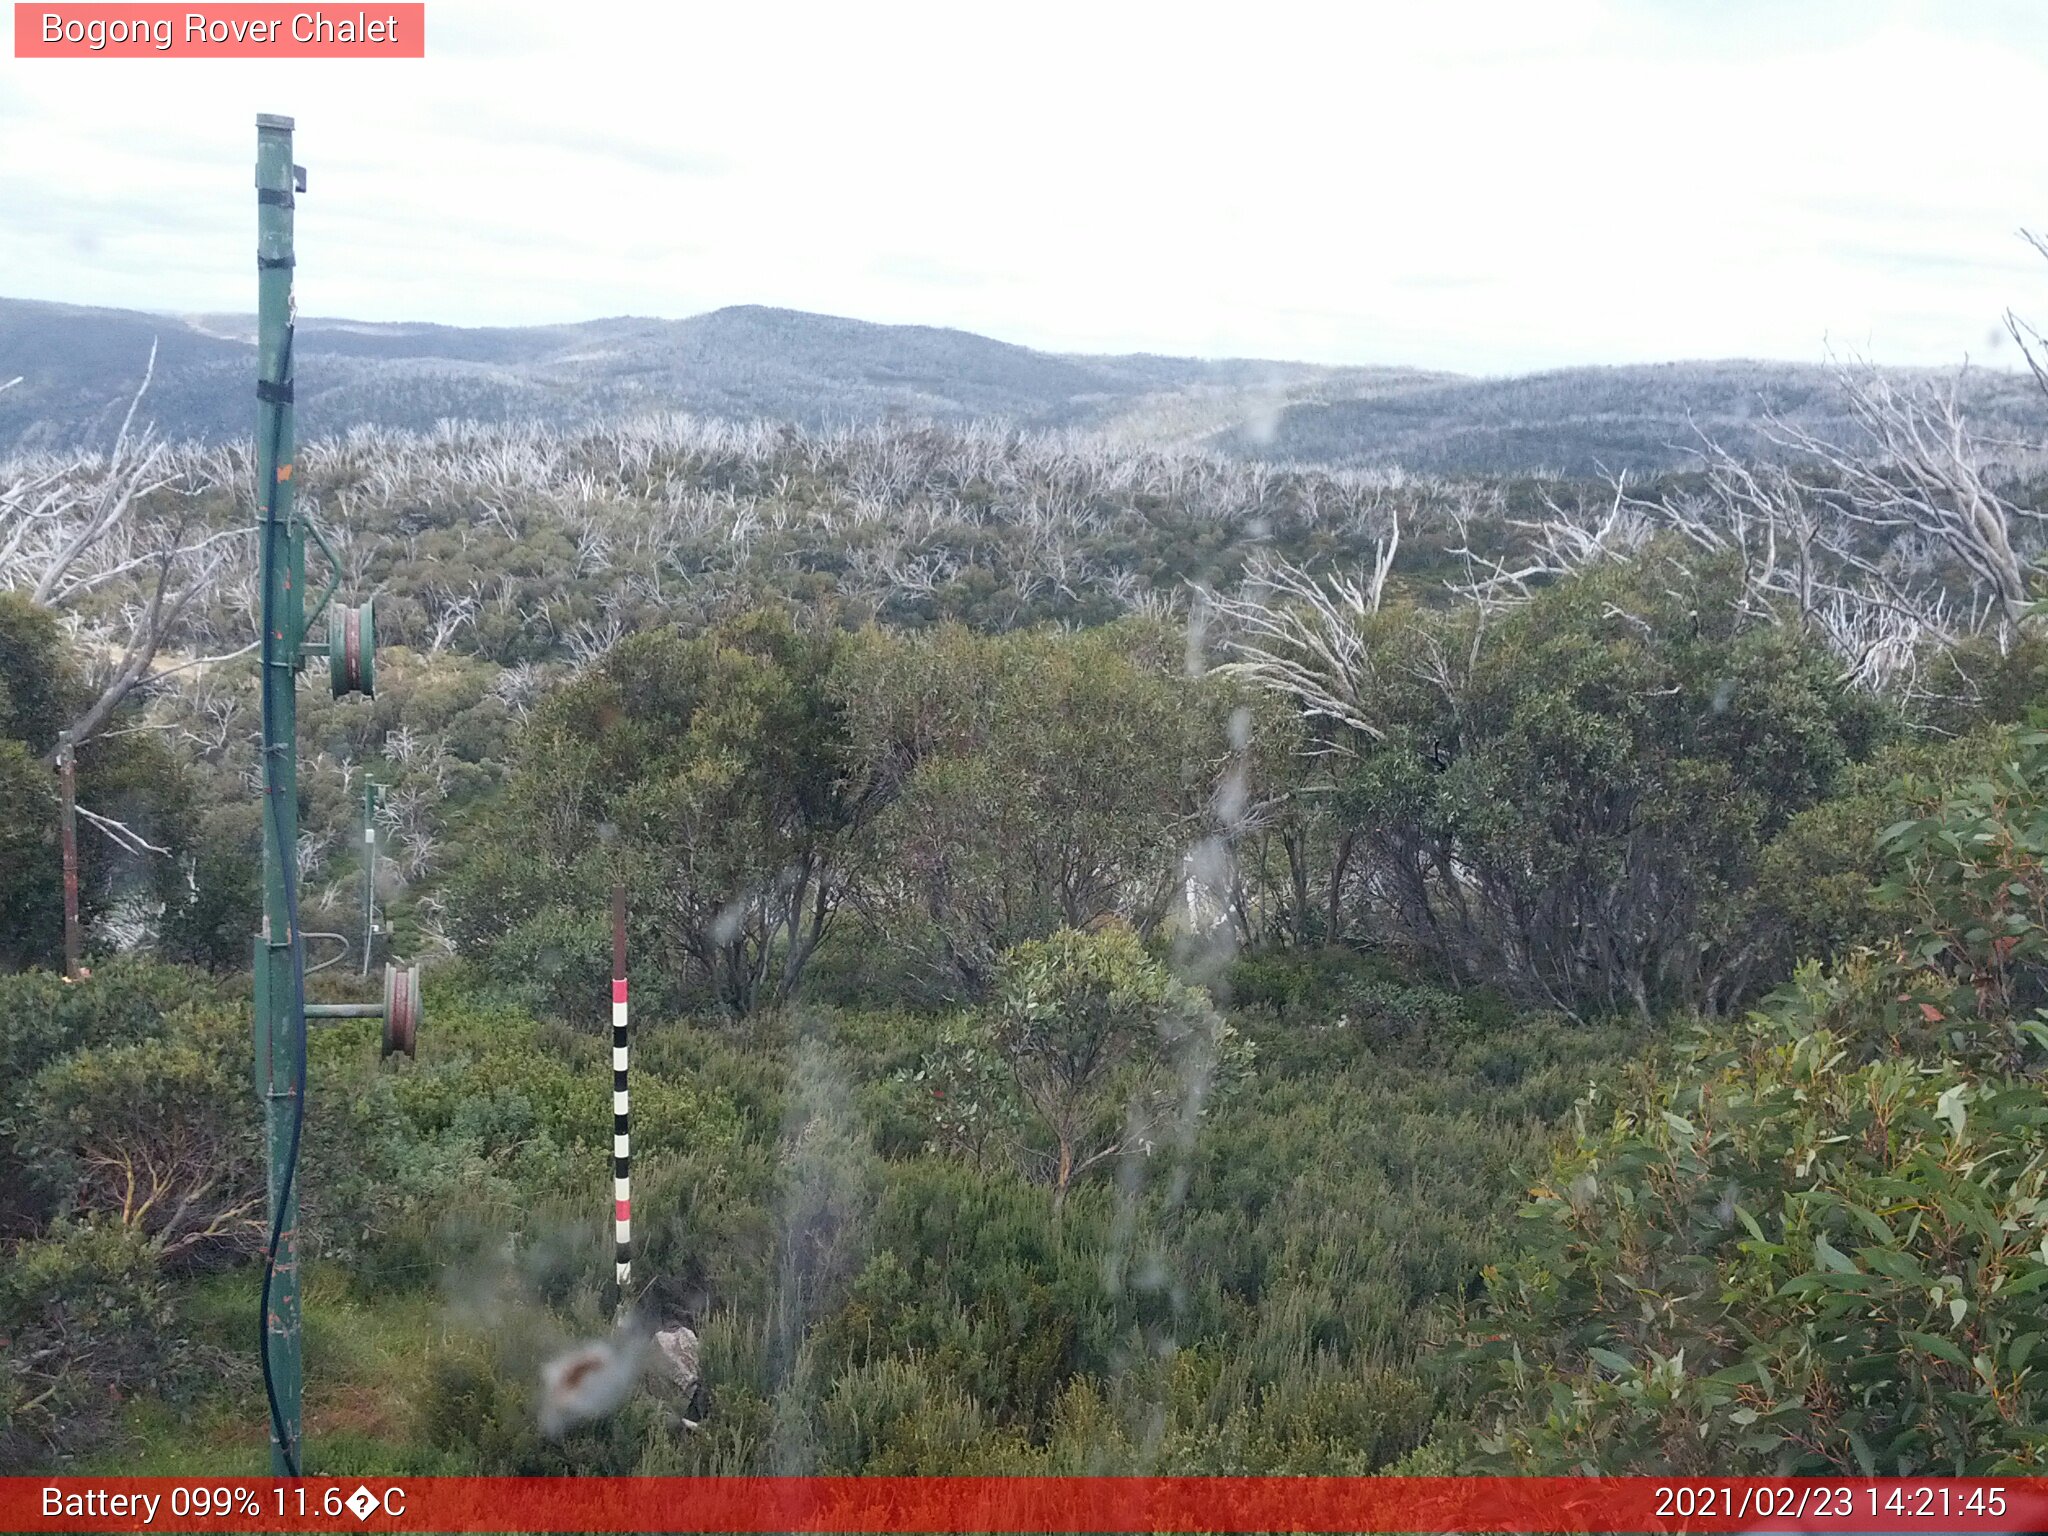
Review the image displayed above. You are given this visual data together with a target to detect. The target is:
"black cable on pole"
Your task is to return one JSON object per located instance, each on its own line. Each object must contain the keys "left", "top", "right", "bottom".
{"left": 256, "top": 323, "right": 305, "bottom": 1478}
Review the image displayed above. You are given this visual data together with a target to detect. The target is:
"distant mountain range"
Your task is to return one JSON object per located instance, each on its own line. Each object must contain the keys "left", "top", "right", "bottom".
{"left": 2, "top": 295, "right": 2039, "bottom": 476}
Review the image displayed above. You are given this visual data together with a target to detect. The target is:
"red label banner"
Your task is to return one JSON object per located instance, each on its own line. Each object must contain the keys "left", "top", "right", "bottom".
{"left": 8, "top": 1476, "right": 2048, "bottom": 1533}
{"left": 13, "top": 4, "right": 424, "bottom": 56}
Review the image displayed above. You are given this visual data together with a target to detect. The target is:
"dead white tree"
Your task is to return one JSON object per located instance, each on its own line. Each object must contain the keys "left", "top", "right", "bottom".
{"left": 1633, "top": 434, "right": 1970, "bottom": 695}
{"left": 424, "top": 581, "right": 481, "bottom": 654}
{"left": 0, "top": 352, "right": 255, "bottom": 962}
{"left": 1458, "top": 367, "right": 2034, "bottom": 700}
{"left": 490, "top": 660, "right": 546, "bottom": 720}
{"left": 0, "top": 346, "right": 254, "bottom": 750}
{"left": 1767, "top": 361, "right": 2042, "bottom": 635}
{"left": 1208, "top": 509, "right": 1401, "bottom": 744}
{"left": 2004, "top": 228, "right": 2048, "bottom": 408}
{"left": 555, "top": 608, "right": 626, "bottom": 669}
{"left": 1445, "top": 476, "right": 1652, "bottom": 611}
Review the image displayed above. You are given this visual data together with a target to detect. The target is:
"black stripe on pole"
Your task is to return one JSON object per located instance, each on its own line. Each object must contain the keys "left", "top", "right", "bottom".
{"left": 611, "top": 881, "right": 631, "bottom": 1312}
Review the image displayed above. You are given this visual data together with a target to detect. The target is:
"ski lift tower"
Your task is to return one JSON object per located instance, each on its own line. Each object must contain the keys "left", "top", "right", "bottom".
{"left": 249, "top": 113, "right": 421, "bottom": 1477}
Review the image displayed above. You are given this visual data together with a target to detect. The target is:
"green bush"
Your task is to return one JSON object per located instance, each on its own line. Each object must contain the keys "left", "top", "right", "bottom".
{"left": 0, "top": 1220, "right": 190, "bottom": 1469}
{"left": 1750, "top": 732, "right": 2009, "bottom": 993}
{"left": 0, "top": 740, "right": 61, "bottom": 973}
{"left": 158, "top": 805, "right": 261, "bottom": 974}
{"left": 20, "top": 1005, "right": 260, "bottom": 1264}
{"left": 302, "top": 997, "right": 743, "bottom": 1279}
{"left": 815, "top": 1356, "right": 1010, "bottom": 1472}
{"left": 0, "top": 962, "right": 227, "bottom": 1235}
{"left": 1879, "top": 731, "right": 2048, "bottom": 1058}
{"left": 1464, "top": 977, "right": 2048, "bottom": 1474}
{"left": 1461, "top": 736, "right": 2048, "bottom": 1474}
{"left": 417, "top": 1329, "right": 666, "bottom": 1474}
{"left": 1316, "top": 543, "right": 1897, "bottom": 1016}
{"left": 0, "top": 959, "right": 223, "bottom": 1095}
{"left": 908, "top": 925, "right": 1251, "bottom": 1208}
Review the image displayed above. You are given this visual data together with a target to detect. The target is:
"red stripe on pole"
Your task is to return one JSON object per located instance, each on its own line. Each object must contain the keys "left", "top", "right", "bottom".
{"left": 10, "top": 1477, "right": 2048, "bottom": 1532}
{"left": 613, "top": 978, "right": 629, "bottom": 1003}
{"left": 614, "top": 1198, "right": 630, "bottom": 1220}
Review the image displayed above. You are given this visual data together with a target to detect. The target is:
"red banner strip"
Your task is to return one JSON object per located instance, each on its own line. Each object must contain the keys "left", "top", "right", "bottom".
{"left": 10, "top": 1477, "right": 2048, "bottom": 1533}
{"left": 13, "top": 5, "right": 425, "bottom": 58}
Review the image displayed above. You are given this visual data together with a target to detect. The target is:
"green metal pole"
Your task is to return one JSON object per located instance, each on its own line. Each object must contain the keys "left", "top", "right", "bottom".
{"left": 253, "top": 111, "right": 305, "bottom": 1478}
{"left": 360, "top": 780, "right": 380, "bottom": 977}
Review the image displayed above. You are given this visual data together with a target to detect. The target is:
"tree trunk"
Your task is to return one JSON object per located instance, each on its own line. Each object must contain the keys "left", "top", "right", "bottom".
{"left": 1326, "top": 830, "right": 1356, "bottom": 944}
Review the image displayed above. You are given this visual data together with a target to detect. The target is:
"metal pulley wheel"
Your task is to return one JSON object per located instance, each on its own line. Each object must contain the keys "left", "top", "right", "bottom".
{"left": 330, "top": 599, "right": 376, "bottom": 698}
{"left": 381, "top": 961, "right": 420, "bottom": 1058}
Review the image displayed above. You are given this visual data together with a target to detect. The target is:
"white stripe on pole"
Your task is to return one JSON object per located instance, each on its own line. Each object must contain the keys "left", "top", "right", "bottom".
{"left": 612, "top": 884, "right": 632, "bottom": 1321}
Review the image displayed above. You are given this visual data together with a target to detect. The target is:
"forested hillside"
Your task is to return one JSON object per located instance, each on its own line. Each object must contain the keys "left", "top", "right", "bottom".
{"left": 1220, "top": 358, "right": 2048, "bottom": 478}
{"left": 5, "top": 351, "right": 2048, "bottom": 1476}
{"left": 9, "top": 294, "right": 2043, "bottom": 477}
{"left": 0, "top": 297, "right": 1438, "bottom": 459}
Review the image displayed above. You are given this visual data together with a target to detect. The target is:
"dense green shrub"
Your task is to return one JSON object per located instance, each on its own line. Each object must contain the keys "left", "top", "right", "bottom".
{"left": 157, "top": 804, "right": 261, "bottom": 974}
{"left": 842, "top": 621, "right": 1230, "bottom": 995}
{"left": 1464, "top": 976, "right": 2048, "bottom": 1474}
{"left": 814, "top": 1356, "right": 1011, "bottom": 1473}
{"left": 1880, "top": 732, "right": 2048, "bottom": 1054}
{"left": 907, "top": 925, "right": 1250, "bottom": 1207}
{"left": 21, "top": 1005, "right": 260, "bottom": 1263}
{"left": 0, "top": 739, "right": 61, "bottom": 972}
{"left": 463, "top": 609, "right": 880, "bottom": 1017}
{"left": 1317, "top": 544, "right": 1897, "bottom": 1017}
{"left": 0, "top": 1220, "right": 195, "bottom": 1470}
{"left": 1461, "top": 737, "right": 2048, "bottom": 1474}
{"left": 0, "top": 959, "right": 223, "bottom": 1092}
{"left": 300, "top": 995, "right": 744, "bottom": 1277}
{"left": 23, "top": 492, "right": 2048, "bottom": 1478}
{"left": 0, "top": 962, "right": 227, "bottom": 1235}
{"left": 1749, "top": 732, "right": 2011, "bottom": 992}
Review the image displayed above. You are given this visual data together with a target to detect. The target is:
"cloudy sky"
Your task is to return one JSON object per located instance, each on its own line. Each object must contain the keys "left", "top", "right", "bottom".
{"left": 3, "top": 0, "right": 2046, "bottom": 374}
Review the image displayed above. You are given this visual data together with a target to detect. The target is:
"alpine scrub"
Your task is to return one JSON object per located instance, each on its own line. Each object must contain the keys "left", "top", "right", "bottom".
{"left": 1462, "top": 741, "right": 2048, "bottom": 1476}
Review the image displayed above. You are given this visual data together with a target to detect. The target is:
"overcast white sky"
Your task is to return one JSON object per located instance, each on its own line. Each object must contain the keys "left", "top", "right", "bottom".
{"left": 3, "top": 0, "right": 2047, "bottom": 374}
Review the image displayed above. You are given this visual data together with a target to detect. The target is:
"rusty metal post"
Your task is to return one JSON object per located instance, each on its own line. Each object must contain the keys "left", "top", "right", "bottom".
{"left": 56, "top": 731, "right": 79, "bottom": 980}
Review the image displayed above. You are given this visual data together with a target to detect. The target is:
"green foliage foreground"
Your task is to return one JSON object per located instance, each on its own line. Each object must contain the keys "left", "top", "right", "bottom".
{"left": 1461, "top": 738, "right": 2048, "bottom": 1474}
{"left": 1, "top": 948, "right": 1629, "bottom": 1474}
{"left": 7, "top": 523, "right": 2048, "bottom": 1476}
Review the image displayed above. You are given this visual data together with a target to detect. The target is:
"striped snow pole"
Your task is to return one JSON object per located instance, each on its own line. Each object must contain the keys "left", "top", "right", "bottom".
{"left": 611, "top": 884, "right": 631, "bottom": 1315}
